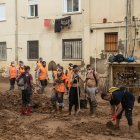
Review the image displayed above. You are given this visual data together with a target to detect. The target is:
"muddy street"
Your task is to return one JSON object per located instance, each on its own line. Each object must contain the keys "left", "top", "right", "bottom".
{"left": 0, "top": 82, "right": 140, "bottom": 140}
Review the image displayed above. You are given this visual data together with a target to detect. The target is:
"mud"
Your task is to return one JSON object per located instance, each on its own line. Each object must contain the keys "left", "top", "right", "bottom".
{"left": 0, "top": 83, "right": 140, "bottom": 140}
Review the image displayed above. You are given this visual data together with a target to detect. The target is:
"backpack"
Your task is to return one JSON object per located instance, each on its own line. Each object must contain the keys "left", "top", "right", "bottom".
{"left": 114, "top": 54, "right": 125, "bottom": 63}
{"left": 108, "top": 55, "right": 115, "bottom": 63}
{"left": 17, "top": 74, "right": 28, "bottom": 90}
{"left": 127, "top": 57, "right": 135, "bottom": 62}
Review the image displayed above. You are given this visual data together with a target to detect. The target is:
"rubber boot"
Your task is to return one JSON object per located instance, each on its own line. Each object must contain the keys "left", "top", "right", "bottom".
{"left": 74, "top": 105, "right": 78, "bottom": 116}
{"left": 91, "top": 101, "right": 97, "bottom": 118}
{"left": 26, "top": 106, "right": 32, "bottom": 116}
{"left": 51, "top": 104, "right": 57, "bottom": 113}
{"left": 69, "top": 106, "right": 72, "bottom": 115}
{"left": 20, "top": 106, "right": 26, "bottom": 115}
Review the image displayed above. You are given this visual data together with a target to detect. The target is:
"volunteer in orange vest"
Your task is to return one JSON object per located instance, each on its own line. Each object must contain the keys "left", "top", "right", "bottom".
{"left": 52, "top": 64, "right": 60, "bottom": 82}
{"left": 37, "top": 61, "right": 48, "bottom": 94}
{"left": 35, "top": 58, "right": 43, "bottom": 84}
{"left": 51, "top": 66, "right": 67, "bottom": 113}
{"left": 65, "top": 63, "right": 73, "bottom": 93}
{"left": 17, "top": 61, "right": 25, "bottom": 75}
{"left": 8, "top": 61, "right": 18, "bottom": 92}
{"left": 35, "top": 57, "right": 43, "bottom": 71}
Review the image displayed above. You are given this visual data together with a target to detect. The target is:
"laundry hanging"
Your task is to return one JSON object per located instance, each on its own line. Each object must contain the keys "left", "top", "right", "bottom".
{"left": 54, "top": 16, "right": 71, "bottom": 32}
{"left": 44, "top": 19, "right": 52, "bottom": 28}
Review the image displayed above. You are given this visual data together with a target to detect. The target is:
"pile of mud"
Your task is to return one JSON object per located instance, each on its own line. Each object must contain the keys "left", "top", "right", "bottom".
{"left": 0, "top": 91, "right": 52, "bottom": 113}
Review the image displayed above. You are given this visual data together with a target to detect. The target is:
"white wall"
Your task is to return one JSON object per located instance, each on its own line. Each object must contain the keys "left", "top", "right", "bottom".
{"left": 0, "top": 0, "right": 15, "bottom": 67}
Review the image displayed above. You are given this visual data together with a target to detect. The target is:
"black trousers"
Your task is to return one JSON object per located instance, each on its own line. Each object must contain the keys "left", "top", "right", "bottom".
{"left": 40, "top": 80, "right": 48, "bottom": 86}
{"left": 22, "top": 90, "right": 32, "bottom": 106}
{"left": 9, "top": 78, "right": 16, "bottom": 90}
{"left": 117, "top": 108, "right": 133, "bottom": 126}
{"left": 69, "top": 87, "right": 80, "bottom": 112}
{"left": 40, "top": 80, "right": 48, "bottom": 93}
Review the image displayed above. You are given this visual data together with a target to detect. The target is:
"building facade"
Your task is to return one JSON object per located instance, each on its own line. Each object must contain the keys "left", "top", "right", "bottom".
{"left": 0, "top": 0, "right": 140, "bottom": 74}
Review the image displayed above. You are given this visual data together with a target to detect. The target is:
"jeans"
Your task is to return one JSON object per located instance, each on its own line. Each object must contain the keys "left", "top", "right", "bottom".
{"left": 51, "top": 89, "right": 64, "bottom": 109}
{"left": 86, "top": 86, "right": 98, "bottom": 114}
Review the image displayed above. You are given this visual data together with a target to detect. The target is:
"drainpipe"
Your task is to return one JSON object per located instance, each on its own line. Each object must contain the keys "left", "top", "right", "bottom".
{"left": 125, "top": 1, "right": 128, "bottom": 58}
{"left": 15, "top": 0, "right": 18, "bottom": 64}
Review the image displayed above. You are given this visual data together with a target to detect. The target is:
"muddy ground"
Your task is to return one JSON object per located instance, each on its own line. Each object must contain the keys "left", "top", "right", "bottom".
{"left": 0, "top": 81, "right": 140, "bottom": 140}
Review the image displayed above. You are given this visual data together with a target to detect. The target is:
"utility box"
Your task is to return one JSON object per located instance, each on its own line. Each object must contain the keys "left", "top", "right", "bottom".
{"left": 108, "top": 63, "right": 140, "bottom": 95}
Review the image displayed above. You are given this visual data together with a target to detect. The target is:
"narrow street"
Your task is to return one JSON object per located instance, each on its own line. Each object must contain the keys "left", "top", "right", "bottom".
{"left": 0, "top": 82, "right": 139, "bottom": 140}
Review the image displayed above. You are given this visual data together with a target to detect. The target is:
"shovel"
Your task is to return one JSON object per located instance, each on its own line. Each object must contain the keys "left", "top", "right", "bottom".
{"left": 77, "top": 79, "right": 81, "bottom": 114}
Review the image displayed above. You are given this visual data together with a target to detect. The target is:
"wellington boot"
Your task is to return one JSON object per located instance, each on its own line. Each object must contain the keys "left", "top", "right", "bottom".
{"left": 26, "top": 106, "right": 32, "bottom": 116}
{"left": 20, "top": 106, "right": 26, "bottom": 115}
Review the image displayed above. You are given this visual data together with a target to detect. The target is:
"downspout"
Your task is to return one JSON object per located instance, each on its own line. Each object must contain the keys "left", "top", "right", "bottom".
{"left": 15, "top": 0, "right": 18, "bottom": 64}
{"left": 125, "top": 0, "right": 128, "bottom": 58}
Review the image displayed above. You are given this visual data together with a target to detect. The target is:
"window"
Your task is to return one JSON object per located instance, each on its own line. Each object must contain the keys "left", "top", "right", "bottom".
{"left": 27, "top": 41, "right": 39, "bottom": 60}
{"left": 62, "top": 39, "right": 82, "bottom": 60}
{"left": 64, "top": 0, "right": 80, "bottom": 13}
{"left": 0, "top": 42, "right": 7, "bottom": 60}
{"left": 105, "top": 33, "right": 118, "bottom": 52}
{"left": 0, "top": 4, "right": 6, "bottom": 21}
{"left": 28, "top": 0, "right": 38, "bottom": 17}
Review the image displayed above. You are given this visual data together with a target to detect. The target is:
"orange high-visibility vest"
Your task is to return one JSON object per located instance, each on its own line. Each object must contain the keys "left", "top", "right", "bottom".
{"left": 37, "top": 62, "right": 42, "bottom": 69}
{"left": 19, "top": 67, "right": 25, "bottom": 74}
{"left": 55, "top": 74, "right": 67, "bottom": 93}
{"left": 66, "top": 69, "right": 73, "bottom": 88}
{"left": 39, "top": 66, "right": 48, "bottom": 80}
{"left": 9, "top": 66, "right": 17, "bottom": 79}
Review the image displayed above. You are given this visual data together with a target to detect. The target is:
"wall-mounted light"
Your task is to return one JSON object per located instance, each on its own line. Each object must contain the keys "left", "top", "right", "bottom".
{"left": 90, "top": 28, "right": 93, "bottom": 33}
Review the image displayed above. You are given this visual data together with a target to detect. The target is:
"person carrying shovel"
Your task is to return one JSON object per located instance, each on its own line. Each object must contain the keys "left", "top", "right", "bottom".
{"left": 69, "top": 65, "right": 80, "bottom": 115}
{"left": 101, "top": 86, "right": 135, "bottom": 131}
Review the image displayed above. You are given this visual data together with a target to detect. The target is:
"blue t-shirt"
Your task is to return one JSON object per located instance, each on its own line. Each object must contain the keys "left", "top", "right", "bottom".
{"left": 110, "top": 90, "right": 124, "bottom": 106}
{"left": 110, "top": 90, "right": 135, "bottom": 109}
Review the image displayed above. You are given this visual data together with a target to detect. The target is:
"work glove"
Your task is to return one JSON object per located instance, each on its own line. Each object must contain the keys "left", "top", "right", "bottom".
{"left": 112, "top": 114, "right": 117, "bottom": 121}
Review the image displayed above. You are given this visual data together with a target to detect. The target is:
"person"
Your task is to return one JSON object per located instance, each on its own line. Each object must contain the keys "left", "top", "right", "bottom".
{"left": 51, "top": 66, "right": 67, "bottom": 113}
{"left": 17, "top": 61, "right": 25, "bottom": 76}
{"left": 101, "top": 86, "right": 135, "bottom": 131}
{"left": 35, "top": 58, "right": 43, "bottom": 84}
{"left": 37, "top": 61, "right": 48, "bottom": 94}
{"left": 35, "top": 57, "right": 43, "bottom": 71}
{"left": 17, "top": 66, "right": 33, "bottom": 115}
{"left": 7, "top": 61, "right": 18, "bottom": 93}
{"left": 65, "top": 63, "right": 73, "bottom": 94}
{"left": 52, "top": 64, "right": 60, "bottom": 82}
{"left": 69, "top": 65, "right": 80, "bottom": 115}
{"left": 85, "top": 64, "right": 99, "bottom": 117}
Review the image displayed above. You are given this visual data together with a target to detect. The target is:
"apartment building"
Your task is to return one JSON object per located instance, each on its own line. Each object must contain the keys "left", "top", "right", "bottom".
{"left": 0, "top": 0, "right": 140, "bottom": 73}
